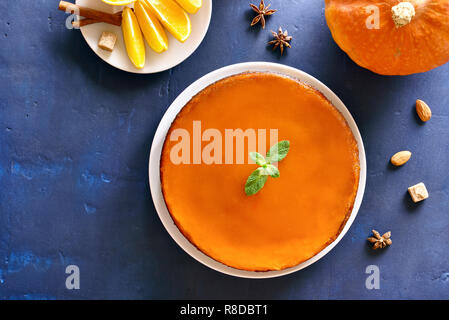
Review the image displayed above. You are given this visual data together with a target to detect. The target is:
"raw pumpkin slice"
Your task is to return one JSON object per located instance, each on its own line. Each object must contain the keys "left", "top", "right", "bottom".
{"left": 135, "top": 0, "right": 168, "bottom": 53}
{"left": 174, "top": 0, "right": 202, "bottom": 14}
{"left": 144, "top": 0, "right": 191, "bottom": 43}
{"left": 122, "top": 7, "right": 145, "bottom": 69}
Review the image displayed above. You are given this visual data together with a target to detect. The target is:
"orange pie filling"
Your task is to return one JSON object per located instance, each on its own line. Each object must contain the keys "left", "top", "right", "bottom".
{"left": 160, "top": 72, "right": 360, "bottom": 271}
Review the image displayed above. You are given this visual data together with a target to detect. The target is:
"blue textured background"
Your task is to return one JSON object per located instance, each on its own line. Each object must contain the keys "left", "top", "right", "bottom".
{"left": 1, "top": 0, "right": 449, "bottom": 300}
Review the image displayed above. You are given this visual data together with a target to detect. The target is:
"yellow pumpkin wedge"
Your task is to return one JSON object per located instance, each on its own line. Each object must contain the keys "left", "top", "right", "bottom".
{"left": 135, "top": 0, "right": 169, "bottom": 53}
{"left": 174, "top": 0, "right": 202, "bottom": 14}
{"left": 102, "top": 0, "right": 135, "bottom": 5}
{"left": 122, "top": 7, "right": 145, "bottom": 69}
{"left": 144, "top": 0, "right": 191, "bottom": 43}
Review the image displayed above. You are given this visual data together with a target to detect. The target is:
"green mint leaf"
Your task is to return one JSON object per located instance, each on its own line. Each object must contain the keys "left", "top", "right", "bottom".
{"left": 245, "top": 167, "right": 268, "bottom": 196}
{"left": 245, "top": 141, "right": 290, "bottom": 196}
{"left": 266, "top": 140, "right": 290, "bottom": 163}
{"left": 264, "top": 164, "right": 280, "bottom": 178}
{"left": 249, "top": 152, "right": 266, "bottom": 166}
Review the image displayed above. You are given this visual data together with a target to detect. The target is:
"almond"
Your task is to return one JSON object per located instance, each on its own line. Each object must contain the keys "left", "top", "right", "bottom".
{"left": 416, "top": 99, "right": 432, "bottom": 122}
{"left": 390, "top": 150, "right": 412, "bottom": 166}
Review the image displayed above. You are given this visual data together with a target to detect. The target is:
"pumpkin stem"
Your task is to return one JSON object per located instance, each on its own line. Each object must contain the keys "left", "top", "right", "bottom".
{"left": 392, "top": 2, "right": 416, "bottom": 28}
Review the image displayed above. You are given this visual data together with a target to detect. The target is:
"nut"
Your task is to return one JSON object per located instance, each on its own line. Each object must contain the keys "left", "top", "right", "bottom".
{"left": 408, "top": 182, "right": 429, "bottom": 203}
{"left": 416, "top": 99, "right": 432, "bottom": 122}
{"left": 391, "top": 150, "right": 412, "bottom": 166}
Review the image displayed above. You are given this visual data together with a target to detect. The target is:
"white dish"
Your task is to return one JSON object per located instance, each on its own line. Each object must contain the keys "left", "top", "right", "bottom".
{"left": 75, "top": 0, "right": 212, "bottom": 73}
{"left": 149, "top": 62, "right": 367, "bottom": 278}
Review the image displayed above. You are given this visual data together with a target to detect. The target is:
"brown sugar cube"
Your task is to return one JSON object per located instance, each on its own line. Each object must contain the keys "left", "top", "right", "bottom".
{"left": 98, "top": 31, "right": 117, "bottom": 52}
{"left": 408, "top": 182, "right": 429, "bottom": 203}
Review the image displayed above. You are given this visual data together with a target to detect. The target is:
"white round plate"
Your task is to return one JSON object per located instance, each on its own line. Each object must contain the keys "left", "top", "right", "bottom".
{"left": 149, "top": 62, "right": 367, "bottom": 278}
{"left": 75, "top": 0, "right": 212, "bottom": 73}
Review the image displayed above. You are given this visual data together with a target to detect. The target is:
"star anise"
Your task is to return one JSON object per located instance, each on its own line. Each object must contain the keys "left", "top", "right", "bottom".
{"left": 268, "top": 27, "right": 292, "bottom": 55}
{"left": 367, "top": 230, "right": 392, "bottom": 250}
{"left": 250, "top": 0, "right": 276, "bottom": 29}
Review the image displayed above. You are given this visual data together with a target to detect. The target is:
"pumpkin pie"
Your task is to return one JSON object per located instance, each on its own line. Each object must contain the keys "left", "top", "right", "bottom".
{"left": 160, "top": 72, "right": 360, "bottom": 271}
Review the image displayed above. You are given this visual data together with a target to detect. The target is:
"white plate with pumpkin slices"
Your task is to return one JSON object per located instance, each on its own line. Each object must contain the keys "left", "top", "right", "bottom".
{"left": 75, "top": 0, "right": 212, "bottom": 73}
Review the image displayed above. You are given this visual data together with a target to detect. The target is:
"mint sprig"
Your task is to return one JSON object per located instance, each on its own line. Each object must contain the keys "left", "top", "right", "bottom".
{"left": 245, "top": 140, "right": 290, "bottom": 196}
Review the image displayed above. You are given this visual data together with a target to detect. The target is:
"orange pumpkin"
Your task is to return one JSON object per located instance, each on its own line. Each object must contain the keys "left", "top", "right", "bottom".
{"left": 325, "top": 0, "right": 449, "bottom": 75}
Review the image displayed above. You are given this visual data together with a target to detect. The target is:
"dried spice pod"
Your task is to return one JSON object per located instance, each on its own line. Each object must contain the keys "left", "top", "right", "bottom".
{"left": 250, "top": 0, "right": 276, "bottom": 29}
{"left": 268, "top": 27, "right": 292, "bottom": 55}
{"left": 367, "top": 230, "right": 392, "bottom": 250}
